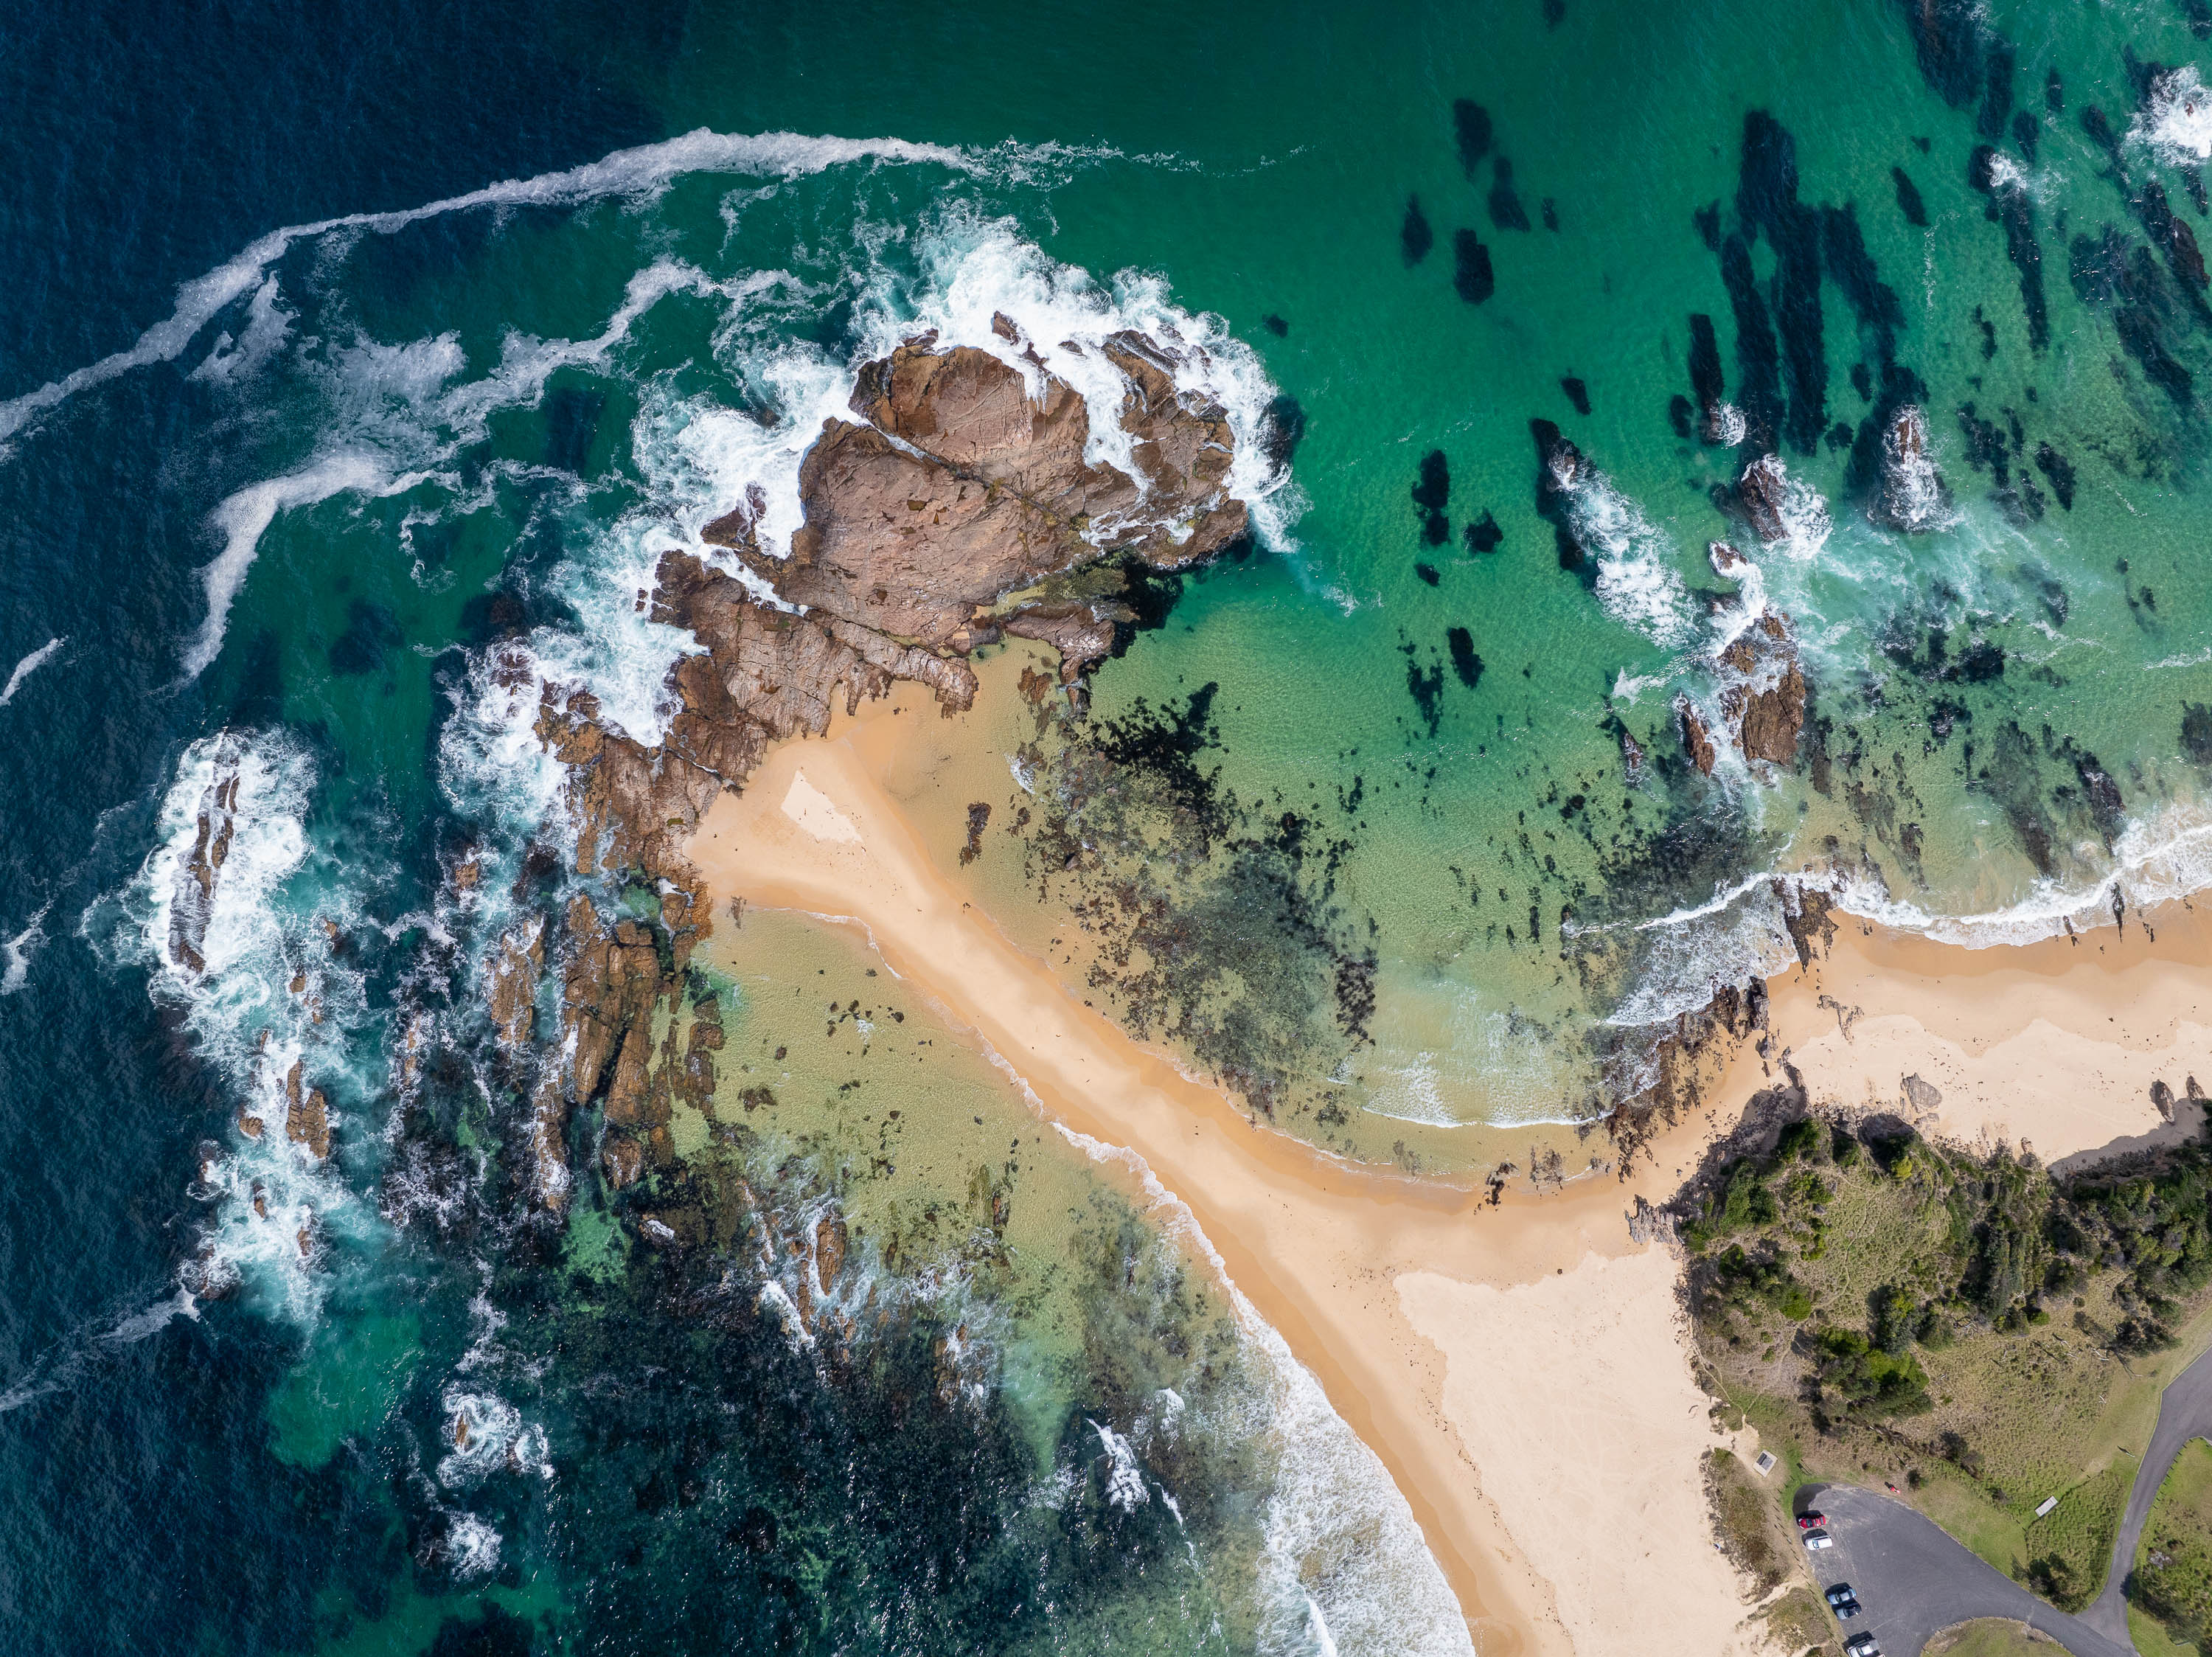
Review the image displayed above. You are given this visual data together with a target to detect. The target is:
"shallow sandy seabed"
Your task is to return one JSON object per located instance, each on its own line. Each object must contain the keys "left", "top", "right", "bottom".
{"left": 684, "top": 659, "right": 2208, "bottom": 1657}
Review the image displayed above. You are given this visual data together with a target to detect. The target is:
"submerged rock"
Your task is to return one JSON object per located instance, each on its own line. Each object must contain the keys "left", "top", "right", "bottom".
{"left": 1872, "top": 404, "right": 1952, "bottom": 531}
{"left": 169, "top": 735, "right": 244, "bottom": 974}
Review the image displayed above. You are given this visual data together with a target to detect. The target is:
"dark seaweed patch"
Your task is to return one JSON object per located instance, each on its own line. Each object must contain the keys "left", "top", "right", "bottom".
{"left": 1447, "top": 626, "right": 1484, "bottom": 687}
{"left": 1668, "top": 395, "right": 1694, "bottom": 438}
{"left": 1489, "top": 156, "right": 1532, "bottom": 232}
{"left": 1543, "top": 0, "right": 1565, "bottom": 25}
{"left": 1694, "top": 201, "right": 1722, "bottom": 251}
{"left": 2034, "top": 442, "right": 2076, "bottom": 509}
{"left": 1402, "top": 195, "right": 1434, "bottom": 266}
{"left": 2183, "top": 704, "right": 2212, "bottom": 764}
{"left": 1092, "top": 682, "right": 1227, "bottom": 843}
{"left": 1967, "top": 145, "right": 2051, "bottom": 350}
{"left": 1415, "top": 562, "right": 1441, "bottom": 586}
{"left": 543, "top": 381, "right": 608, "bottom": 474}
{"left": 1822, "top": 204, "right": 1905, "bottom": 363}
{"left": 1719, "top": 235, "right": 1783, "bottom": 450}
{"left": 1976, "top": 39, "right": 2016, "bottom": 142}
{"left": 1262, "top": 313, "right": 1289, "bottom": 337}
{"left": 2046, "top": 67, "right": 2065, "bottom": 112}
{"left": 2183, "top": 0, "right": 2212, "bottom": 40}
{"left": 1896, "top": 0, "right": 2012, "bottom": 113}
{"left": 1412, "top": 448, "right": 1451, "bottom": 545}
{"left": 1736, "top": 113, "right": 1826, "bottom": 454}
{"left": 1688, "top": 313, "right": 1725, "bottom": 416}
{"left": 1453, "top": 230, "right": 1495, "bottom": 304}
{"left": 1453, "top": 100, "right": 1494, "bottom": 176}
{"left": 1464, "top": 510, "right": 1503, "bottom": 553}
{"left": 1402, "top": 640, "right": 1444, "bottom": 735}
{"left": 330, "top": 600, "right": 405, "bottom": 675}
{"left": 1560, "top": 375, "right": 1590, "bottom": 415}
{"left": 1258, "top": 394, "right": 1307, "bottom": 473}
{"left": 1529, "top": 419, "right": 1590, "bottom": 574}
{"left": 1542, "top": 198, "right": 1559, "bottom": 231}
{"left": 1893, "top": 167, "right": 1929, "bottom": 228}
{"left": 2011, "top": 109, "right": 2039, "bottom": 163}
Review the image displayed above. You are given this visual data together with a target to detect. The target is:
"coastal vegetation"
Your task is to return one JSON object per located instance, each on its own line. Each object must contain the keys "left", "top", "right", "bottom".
{"left": 1677, "top": 1103, "right": 2212, "bottom": 1611}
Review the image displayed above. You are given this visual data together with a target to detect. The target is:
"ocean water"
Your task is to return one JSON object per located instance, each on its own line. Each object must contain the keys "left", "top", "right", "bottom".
{"left": 6, "top": 0, "right": 2212, "bottom": 1648}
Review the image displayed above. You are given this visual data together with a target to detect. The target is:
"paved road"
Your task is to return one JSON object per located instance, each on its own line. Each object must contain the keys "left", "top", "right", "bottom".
{"left": 1801, "top": 1484, "right": 2133, "bottom": 1657}
{"left": 2081, "top": 1338, "right": 2212, "bottom": 1650}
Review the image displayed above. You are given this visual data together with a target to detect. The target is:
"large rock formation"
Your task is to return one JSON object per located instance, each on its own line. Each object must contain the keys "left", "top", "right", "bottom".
{"left": 511, "top": 323, "right": 1255, "bottom": 1207}
{"left": 1720, "top": 611, "right": 1807, "bottom": 766}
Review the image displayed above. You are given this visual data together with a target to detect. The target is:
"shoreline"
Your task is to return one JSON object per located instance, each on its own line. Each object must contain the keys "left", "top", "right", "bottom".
{"left": 683, "top": 668, "right": 2212, "bottom": 1657}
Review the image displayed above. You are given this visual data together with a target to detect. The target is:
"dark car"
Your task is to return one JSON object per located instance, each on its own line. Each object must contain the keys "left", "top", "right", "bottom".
{"left": 1825, "top": 1583, "right": 1861, "bottom": 1619}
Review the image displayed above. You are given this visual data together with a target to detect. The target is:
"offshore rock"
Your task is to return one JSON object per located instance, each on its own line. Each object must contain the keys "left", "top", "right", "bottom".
{"left": 1676, "top": 694, "right": 1718, "bottom": 775}
{"left": 1872, "top": 404, "right": 1952, "bottom": 532}
{"left": 282, "top": 1057, "right": 331, "bottom": 1160}
{"left": 169, "top": 734, "right": 244, "bottom": 973}
{"left": 1735, "top": 454, "right": 1790, "bottom": 546}
{"left": 1720, "top": 611, "right": 1806, "bottom": 766}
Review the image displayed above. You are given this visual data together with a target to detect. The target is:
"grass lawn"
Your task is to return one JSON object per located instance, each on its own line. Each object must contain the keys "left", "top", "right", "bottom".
{"left": 1924, "top": 1619, "right": 2064, "bottom": 1655}
{"left": 2131, "top": 1437, "right": 2212, "bottom": 1656}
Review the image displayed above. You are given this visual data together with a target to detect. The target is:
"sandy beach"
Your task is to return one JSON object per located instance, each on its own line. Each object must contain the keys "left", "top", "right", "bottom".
{"left": 684, "top": 667, "right": 2212, "bottom": 1657}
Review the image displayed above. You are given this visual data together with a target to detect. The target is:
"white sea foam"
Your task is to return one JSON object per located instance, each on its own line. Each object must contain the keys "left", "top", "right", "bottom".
{"left": 184, "top": 455, "right": 404, "bottom": 679}
{"left": 0, "top": 130, "right": 992, "bottom": 450}
{"left": 439, "top": 1389, "right": 550, "bottom": 1490}
{"left": 1836, "top": 799, "right": 2212, "bottom": 948}
{"left": 189, "top": 277, "right": 295, "bottom": 386}
{"left": 98, "top": 729, "right": 378, "bottom": 1321}
{"left": 444, "top": 1513, "right": 503, "bottom": 1580}
{"left": 1051, "top": 1124, "right": 1475, "bottom": 1657}
{"left": 0, "top": 636, "right": 65, "bottom": 706}
{"left": 0, "top": 903, "right": 51, "bottom": 996}
{"left": 2134, "top": 65, "right": 2212, "bottom": 163}
{"left": 1559, "top": 470, "right": 1692, "bottom": 646}
{"left": 877, "top": 209, "right": 1301, "bottom": 549}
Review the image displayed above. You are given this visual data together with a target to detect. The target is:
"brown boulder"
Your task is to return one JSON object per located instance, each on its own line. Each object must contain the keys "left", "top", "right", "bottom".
{"left": 282, "top": 1059, "right": 331, "bottom": 1159}
{"left": 1719, "top": 611, "right": 1806, "bottom": 768}
{"left": 1735, "top": 454, "right": 1790, "bottom": 545}
{"left": 1677, "top": 695, "right": 1717, "bottom": 776}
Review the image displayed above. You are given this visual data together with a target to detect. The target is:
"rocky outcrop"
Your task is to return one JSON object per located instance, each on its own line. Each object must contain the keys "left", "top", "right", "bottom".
{"left": 1719, "top": 611, "right": 1807, "bottom": 766}
{"left": 1677, "top": 695, "right": 1718, "bottom": 775}
{"left": 283, "top": 1057, "right": 330, "bottom": 1160}
{"left": 1873, "top": 404, "right": 1952, "bottom": 532}
{"left": 1735, "top": 454, "right": 1790, "bottom": 546}
{"left": 508, "top": 324, "right": 1257, "bottom": 1210}
{"left": 772, "top": 333, "right": 1244, "bottom": 647}
{"left": 170, "top": 736, "right": 243, "bottom": 973}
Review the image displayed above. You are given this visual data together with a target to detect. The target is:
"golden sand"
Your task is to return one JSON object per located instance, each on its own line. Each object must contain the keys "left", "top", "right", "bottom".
{"left": 684, "top": 664, "right": 2211, "bottom": 1656}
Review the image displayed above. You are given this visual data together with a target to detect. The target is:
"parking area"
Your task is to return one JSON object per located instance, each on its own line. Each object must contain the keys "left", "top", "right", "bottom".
{"left": 1795, "top": 1485, "right": 2134, "bottom": 1657}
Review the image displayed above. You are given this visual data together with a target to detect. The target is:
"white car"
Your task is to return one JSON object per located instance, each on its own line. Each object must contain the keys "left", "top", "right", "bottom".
{"left": 1844, "top": 1635, "right": 1882, "bottom": 1657}
{"left": 1804, "top": 1529, "right": 1835, "bottom": 1551}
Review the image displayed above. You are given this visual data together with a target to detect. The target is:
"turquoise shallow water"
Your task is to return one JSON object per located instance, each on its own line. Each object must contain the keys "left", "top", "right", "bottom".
{"left": 7, "top": 0, "right": 2212, "bottom": 1649}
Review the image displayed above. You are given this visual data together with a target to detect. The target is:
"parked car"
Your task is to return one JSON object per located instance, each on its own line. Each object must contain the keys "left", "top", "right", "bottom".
{"left": 1844, "top": 1635, "right": 1882, "bottom": 1657}
{"left": 1825, "top": 1584, "right": 1861, "bottom": 1619}
{"left": 1796, "top": 1510, "right": 1826, "bottom": 1530}
{"left": 1804, "top": 1530, "right": 1835, "bottom": 1551}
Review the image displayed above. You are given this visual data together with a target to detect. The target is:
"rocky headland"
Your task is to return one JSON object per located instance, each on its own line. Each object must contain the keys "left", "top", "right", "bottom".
{"left": 515, "top": 318, "right": 1251, "bottom": 1212}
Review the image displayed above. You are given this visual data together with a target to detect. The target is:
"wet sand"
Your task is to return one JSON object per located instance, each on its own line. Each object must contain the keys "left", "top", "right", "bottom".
{"left": 684, "top": 669, "right": 2212, "bottom": 1657}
